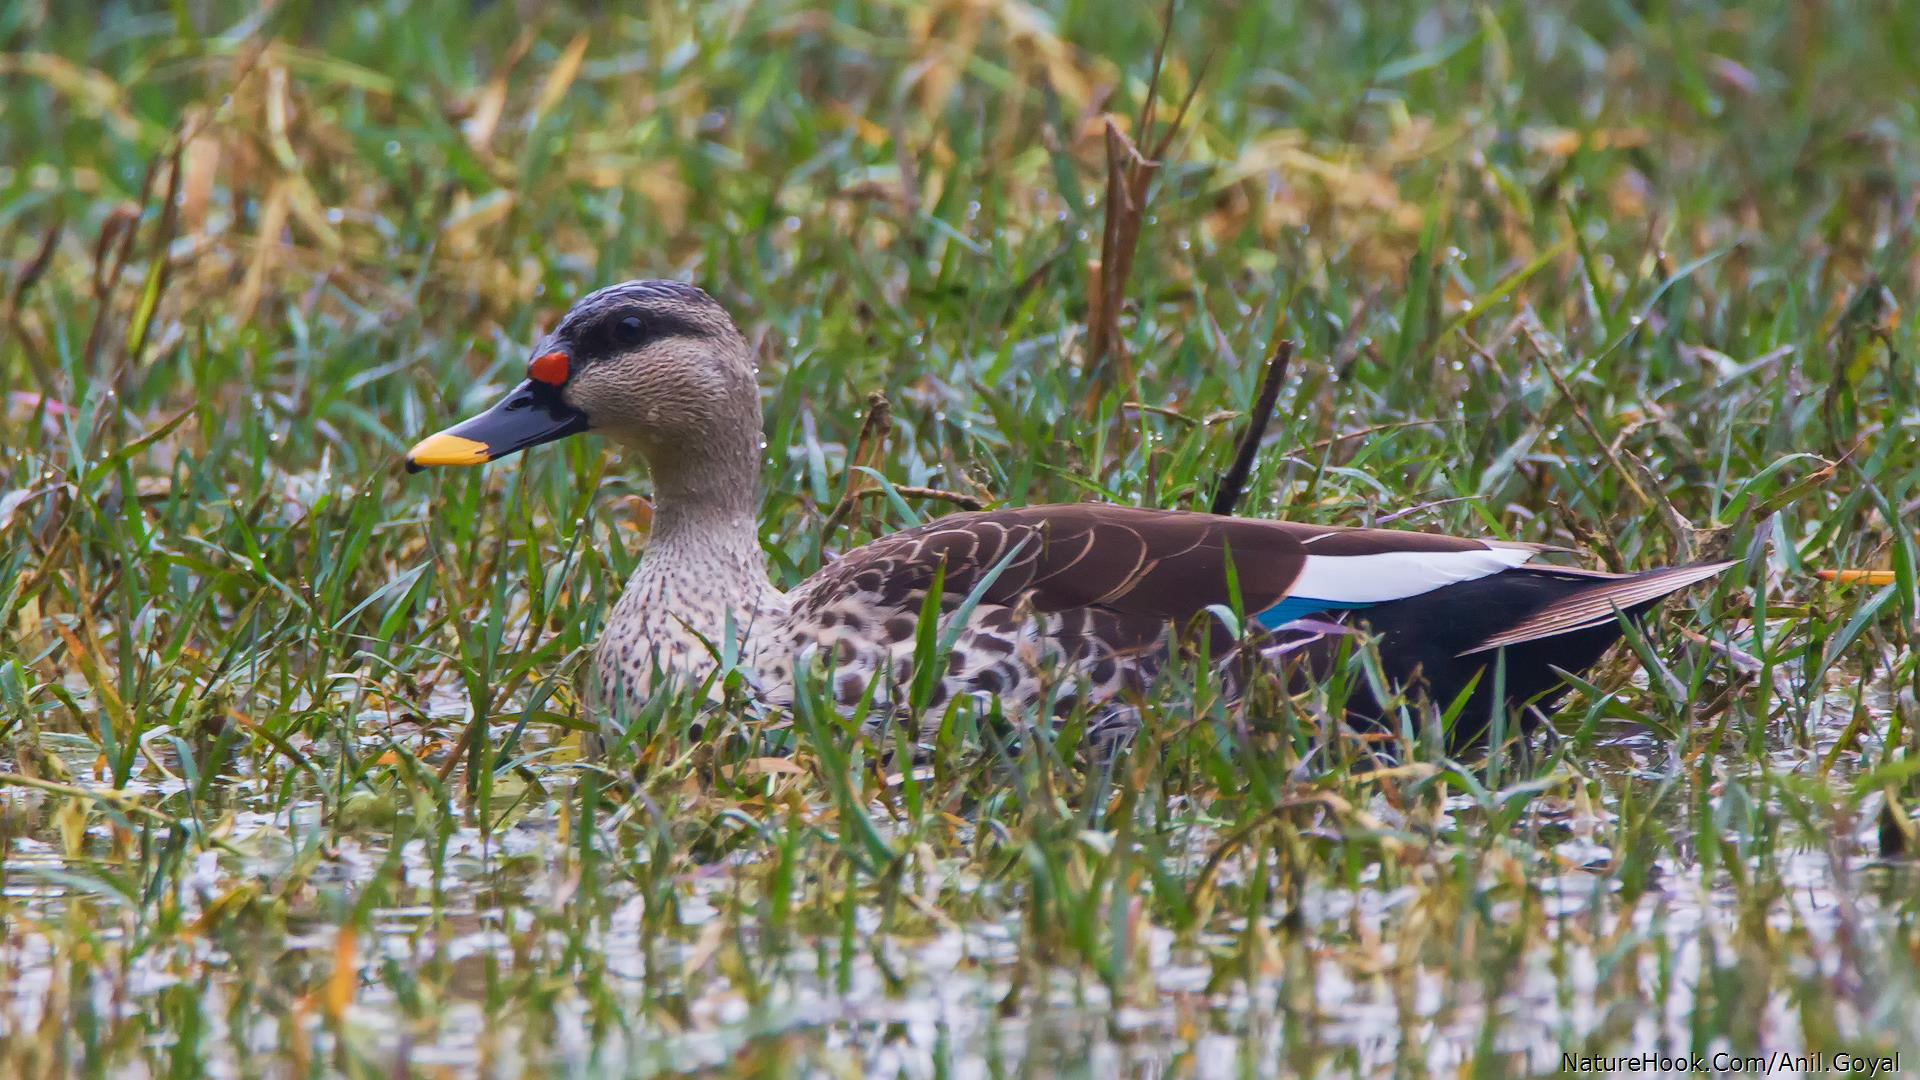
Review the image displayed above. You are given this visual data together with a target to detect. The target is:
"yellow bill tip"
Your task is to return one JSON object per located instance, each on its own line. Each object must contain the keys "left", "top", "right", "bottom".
{"left": 1814, "top": 569, "right": 1898, "bottom": 585}
{"left": 404, "top": 432, "right": 490, "bottom": 470}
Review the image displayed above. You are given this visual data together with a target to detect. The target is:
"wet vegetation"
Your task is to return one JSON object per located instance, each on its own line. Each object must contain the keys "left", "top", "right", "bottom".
{"left": 1, "top": 0, "right": 1917, "bottom": 1074}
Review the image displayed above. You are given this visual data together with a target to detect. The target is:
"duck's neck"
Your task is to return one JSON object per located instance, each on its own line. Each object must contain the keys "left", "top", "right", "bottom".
{"left": 648, "top": 495, "right": 767, "bottom": 594}
{"left": 644, "top": 422, "right": 762, "bottom": 526}
{"left": 622, "top": 429, "right": 781, "bottom": 647}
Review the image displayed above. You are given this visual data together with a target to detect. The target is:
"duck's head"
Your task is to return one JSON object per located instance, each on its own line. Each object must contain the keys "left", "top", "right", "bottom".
{"left": 405, "top": 280, "right": 757, "bottom": 473}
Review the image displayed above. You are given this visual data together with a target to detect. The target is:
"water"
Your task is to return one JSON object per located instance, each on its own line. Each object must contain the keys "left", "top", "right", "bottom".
{"left": 1, "top": 681, "right": 1914, "bottom": 1076}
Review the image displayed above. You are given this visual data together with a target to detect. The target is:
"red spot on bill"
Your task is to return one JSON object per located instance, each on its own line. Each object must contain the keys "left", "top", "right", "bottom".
{"left": 529, "top": 350, "right": 569, "bottom": 385}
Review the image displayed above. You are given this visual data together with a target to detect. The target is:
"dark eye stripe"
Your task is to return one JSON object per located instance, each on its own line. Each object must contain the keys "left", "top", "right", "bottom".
{"left": 582, "top": 308, "right": 710, "bottom": 353}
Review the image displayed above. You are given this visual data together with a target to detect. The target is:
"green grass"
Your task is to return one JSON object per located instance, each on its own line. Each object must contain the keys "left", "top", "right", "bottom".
{"left": 3, "top": 0, "right": 1918, "bottom": 1074}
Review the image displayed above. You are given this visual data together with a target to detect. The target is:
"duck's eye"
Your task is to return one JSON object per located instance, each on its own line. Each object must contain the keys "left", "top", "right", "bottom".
{"left": 611, "top": 315, "right": 645, "bottom": 347}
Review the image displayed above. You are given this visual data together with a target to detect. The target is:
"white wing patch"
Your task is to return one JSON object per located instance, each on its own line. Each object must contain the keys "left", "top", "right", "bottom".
{"left": 1287, "top": 545, "right": 1537, "bottom": 604}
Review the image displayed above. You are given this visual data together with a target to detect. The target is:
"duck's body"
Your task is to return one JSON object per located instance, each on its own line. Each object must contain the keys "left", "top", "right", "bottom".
{"left": 408, "top": 280, "right": 1732, "bottom": 747}
{"left": 593, "top": 503, "right": 1728, "bottom": 746}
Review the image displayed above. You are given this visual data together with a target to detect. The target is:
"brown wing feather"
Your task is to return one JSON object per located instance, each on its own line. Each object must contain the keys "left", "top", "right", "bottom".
{"left": 1298, "top": 526, "right": 1532, "bottom": 555}
{"left": 798, "top": 504, "right": 1544, "bottom": 627}
{"left": 797, "top": 506, "right": 1309, "bottom": 623}
{"left": 1461, "top": 560, "right": 1735, "bottom": 654}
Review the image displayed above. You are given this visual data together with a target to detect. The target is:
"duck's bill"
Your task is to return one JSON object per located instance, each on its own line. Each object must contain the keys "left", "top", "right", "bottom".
{"left": 405, "top": 380, "right": 589, "bottom": 472}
